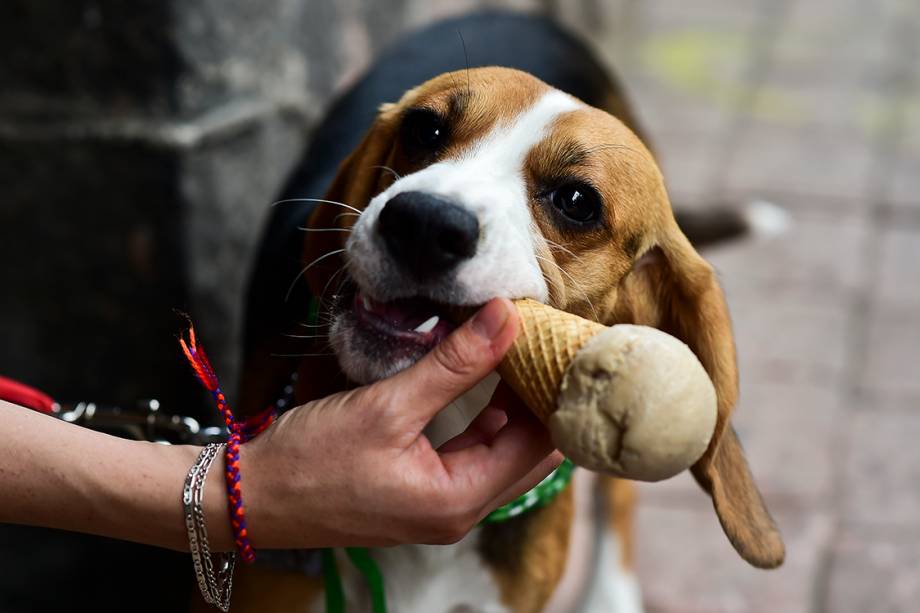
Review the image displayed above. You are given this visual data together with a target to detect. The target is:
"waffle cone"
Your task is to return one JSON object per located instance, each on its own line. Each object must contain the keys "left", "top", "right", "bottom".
{"left": 497, "top": 299, "right": 604, "bottom": 422}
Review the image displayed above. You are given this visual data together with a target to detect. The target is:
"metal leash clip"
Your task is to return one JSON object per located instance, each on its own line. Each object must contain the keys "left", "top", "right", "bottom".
{"left": 55, "top": 399, "right": 227, "bottom": 445}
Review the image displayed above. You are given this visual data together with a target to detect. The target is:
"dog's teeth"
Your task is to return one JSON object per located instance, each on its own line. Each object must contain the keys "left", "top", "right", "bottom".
{"left": 413, "top": 316, "right": 439, "bottom": 334}
{"left": 362, "top": 294, "right": 373, "bottom": 311}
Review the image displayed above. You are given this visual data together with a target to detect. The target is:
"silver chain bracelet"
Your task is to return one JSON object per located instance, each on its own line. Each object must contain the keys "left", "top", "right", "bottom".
{"left": 183, "top": 443, "right": 236, "bottom": 611}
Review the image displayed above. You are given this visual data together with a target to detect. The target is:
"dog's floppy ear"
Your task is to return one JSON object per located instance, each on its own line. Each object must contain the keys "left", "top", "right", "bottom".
{"left": 628, "top": 227, "right": 785, "bottom": 569}
{"left": 302, "top": 103, "right": 401, "bottom": 299}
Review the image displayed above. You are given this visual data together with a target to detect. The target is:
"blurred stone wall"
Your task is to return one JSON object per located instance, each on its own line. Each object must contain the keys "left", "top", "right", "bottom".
{"left": 0, "top": 0, "right": 627, "bottom": 416}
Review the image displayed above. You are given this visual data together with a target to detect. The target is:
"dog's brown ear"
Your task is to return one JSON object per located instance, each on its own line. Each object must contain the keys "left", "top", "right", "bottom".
{"left": 629, "top": 229, "right": 785, "bottom": 569}
{"left": 302, "top": 104, "right": 401, "bottom": 298}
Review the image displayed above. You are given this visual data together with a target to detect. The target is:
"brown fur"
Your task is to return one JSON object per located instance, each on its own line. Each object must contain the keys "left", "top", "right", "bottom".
{"left": 603, "top": 477, "right": 637, "bottom": 570}
{"left": 224, "top": 565, "right": 323, "bottom": 612}
{"left": 241, "top": 67, "right": 783, "bottom": 613}
{"left": 482, "top": 485, "right": 574, "bottom": 612}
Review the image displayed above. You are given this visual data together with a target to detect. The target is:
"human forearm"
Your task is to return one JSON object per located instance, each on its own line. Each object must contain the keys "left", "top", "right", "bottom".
{"left": 0, "top": 299, "right": 559, "bottom": 555}
{"left": 0, "top": 399, "right": 232, "bottom": 552}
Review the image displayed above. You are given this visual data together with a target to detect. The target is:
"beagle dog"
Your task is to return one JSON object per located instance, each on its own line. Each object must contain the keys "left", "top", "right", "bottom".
{"left": 234, "top": 11, "right": 784, "bottom": 613}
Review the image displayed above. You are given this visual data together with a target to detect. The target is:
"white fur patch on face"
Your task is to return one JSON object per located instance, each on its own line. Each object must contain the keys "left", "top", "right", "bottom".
{"left": 346, "top": 89, "right": 583, "bottom": 306}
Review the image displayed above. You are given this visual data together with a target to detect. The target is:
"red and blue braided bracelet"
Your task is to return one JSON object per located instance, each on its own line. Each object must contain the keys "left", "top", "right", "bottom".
{"left": 179, "top": 325, "right": 275, "bottom": 563}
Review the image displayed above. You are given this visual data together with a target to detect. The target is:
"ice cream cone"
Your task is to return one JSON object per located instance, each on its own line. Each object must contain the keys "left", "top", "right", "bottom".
{"left": 497, "top": 299, "right": 604, "bottom": 422}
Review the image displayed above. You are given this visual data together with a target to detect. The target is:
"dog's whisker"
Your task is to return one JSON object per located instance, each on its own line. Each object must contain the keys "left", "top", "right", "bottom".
{"left": 282, "top": 332, "right": 330, "bottom": 340}
{"left": 272, "top": 197, "right": 364, "bottom": 216}
{"left": 534, "top": 254, "right": 600, "bottom": 321}
{"left": 285, "top": 248, "right": 347, "bottom": 303}
{"left": 317, "top": 264, "right": 350, "bottom": 309}
{"left": 333, "top": 212, "right": 361, "bottom": 223}
{"left": 297, "top": 322, "right": 328, "bottom": 328}
{"left": 534, "top": 254, "right": 566, "bottom": 293}
{"left": 298, "top": 318, "right": 335, "bottom": 331}
{"left": 542, "top": 238, "right": 582, "bottom": 262}
{"left": 539, "top": 270, "right": 567, "bottom": 304}
{"left": 297, "top": 226, "right": 353, "bottom": 233}
{"left": 371, "top": 165, "right": 402, "bottom": 181}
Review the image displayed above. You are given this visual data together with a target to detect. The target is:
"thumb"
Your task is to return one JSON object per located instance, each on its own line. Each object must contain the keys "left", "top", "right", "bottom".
{"left": 376, "top": 297, "right": 519, "bottom": 430}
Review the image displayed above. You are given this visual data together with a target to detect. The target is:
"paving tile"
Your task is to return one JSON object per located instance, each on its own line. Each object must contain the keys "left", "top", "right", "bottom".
{"left": 733, "top": 382, "right": 843, "bottom": 505}
{"left": 825, "top": 529, "right": 920, "bottom": 613}
{"left": 770, "top": 0, "right": 895, "bottom": 84}
{"left": 634, "top": 505, "right": 832, "bottom": 613}
{"left": 861, "top": 308, "right": 920, "bottom": 398}
{"left": 607, "top": 13, "right": 759, "bottom": 137}
{"left": 705, "top": 206, "right": 870, "bottom": 296}
{"left": 638, "top": 0, "right": 763, "bottom": 27}
{"left": 842, "top": 408, "right": 920, "bottom": 527}
{"left": 744, "top": 78, "right": 896, "bottom": 144}
{"left": 901, "top": 92, "right": 920, "bottom": 159}
{"left": 887, "top": 95, "right": 920, "bottom": 209}
{"left": 612, "top": 66, "right": 737, "bottom": 140}
{"left": 887, "top": 153, "right": 920, "bottom": 210}
{"left": 653, "top": 130, "right": 725, "bottom": 202}
{"left": 719, "top": 284, "right": 853, "bottom": 388}
{"left": 875, "top": 225, "right": 920, "bottom": 310}
{"left": 721, "top": 121, "right": 876, "bottom": 202}
{"left": 698, "top": 214, "right": 863, "bottom": 388}
{"left": 744, "top": 0, "right": 909, "bottom": 139}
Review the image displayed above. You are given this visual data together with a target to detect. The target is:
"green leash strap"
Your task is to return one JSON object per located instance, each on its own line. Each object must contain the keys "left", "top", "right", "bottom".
{"left": 321, "top": 547, "right": 387, "bottom": 613}
{"left": 322, "top": 549, "right": 345, "bottom": 613}
{"left": 346, "top": 548, "right": 387, "bottom": 613}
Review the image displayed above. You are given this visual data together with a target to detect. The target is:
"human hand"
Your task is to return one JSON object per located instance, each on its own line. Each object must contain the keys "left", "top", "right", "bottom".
{"left": 237, "top": 297, "right": 562, "bottom": 549}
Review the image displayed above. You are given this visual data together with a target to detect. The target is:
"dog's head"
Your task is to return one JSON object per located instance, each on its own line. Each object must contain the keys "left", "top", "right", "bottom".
{"left": 302, "top": 67, "right": 783, "bottom": 568}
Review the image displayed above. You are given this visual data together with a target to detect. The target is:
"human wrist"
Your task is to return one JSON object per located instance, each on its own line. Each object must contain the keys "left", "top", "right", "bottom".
{"left": 230, "top": 438, "right": 286, "bottom": 550}
{"left": 86, "top": 439, "right": 203, "bottom": 551}
{"left": 232, "top": 434, "right": 339, "bottom": 551}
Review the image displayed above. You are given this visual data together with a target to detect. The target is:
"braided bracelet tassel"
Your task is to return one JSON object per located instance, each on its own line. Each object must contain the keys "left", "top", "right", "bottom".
{"left": 180, "top": 324, "right": 275, "bottom": 564}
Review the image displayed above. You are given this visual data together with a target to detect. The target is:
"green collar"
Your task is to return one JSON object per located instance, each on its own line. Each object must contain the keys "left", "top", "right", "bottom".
{"left": 481, "top": 458, "right": 575, "bottom": 523}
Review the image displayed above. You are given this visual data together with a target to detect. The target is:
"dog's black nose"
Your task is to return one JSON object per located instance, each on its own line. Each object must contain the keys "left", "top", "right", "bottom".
{"left": 377, "top": 191, "right": 479, "bottom": 282}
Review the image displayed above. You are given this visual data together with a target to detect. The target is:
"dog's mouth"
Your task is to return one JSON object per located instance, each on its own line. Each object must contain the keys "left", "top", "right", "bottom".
{"left": 352, "top": 290, "right": 458, "bottom": 347}
{"left": 329, "top": 280, "right": 479, "bottom": 383}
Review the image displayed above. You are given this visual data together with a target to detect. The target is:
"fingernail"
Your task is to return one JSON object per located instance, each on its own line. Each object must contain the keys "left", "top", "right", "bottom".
{"left": 471, "top": 299, "right": 511, "bottom": 340}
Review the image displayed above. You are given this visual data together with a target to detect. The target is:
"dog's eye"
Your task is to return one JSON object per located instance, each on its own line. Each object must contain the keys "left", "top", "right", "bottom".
{"left": 402, "top": 109, "right": 447, "bottom": 152}
{"left": 550, "top": 183, "right": 601, "bottom": 224}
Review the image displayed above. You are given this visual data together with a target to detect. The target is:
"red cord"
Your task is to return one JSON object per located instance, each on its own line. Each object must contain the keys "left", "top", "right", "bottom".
{"left": 0, "top": 375, "right": 57, "bottom": 414}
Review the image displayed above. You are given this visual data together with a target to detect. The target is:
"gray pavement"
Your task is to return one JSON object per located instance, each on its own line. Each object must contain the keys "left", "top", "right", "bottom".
{"left": 570, "top": 0, "right": 920, "bottom": 611}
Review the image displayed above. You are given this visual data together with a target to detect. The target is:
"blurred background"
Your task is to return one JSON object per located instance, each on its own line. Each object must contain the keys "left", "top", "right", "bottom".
{"left": 1, "top": 0, "right": 918, "bottom": 611}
